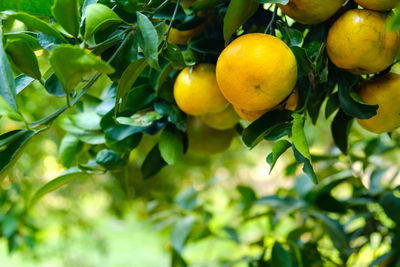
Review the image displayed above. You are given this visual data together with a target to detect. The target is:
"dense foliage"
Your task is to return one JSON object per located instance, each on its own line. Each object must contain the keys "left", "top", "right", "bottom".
{"left": 1, "top": 0, "right": 400, "bottom": 266}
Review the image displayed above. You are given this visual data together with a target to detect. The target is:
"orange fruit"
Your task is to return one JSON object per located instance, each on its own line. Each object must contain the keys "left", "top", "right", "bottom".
{"left": 327, "top": 9, "right": 400, "bottom": 75}
{"left": 356, "top": 73, "right": 400, "bottom": 133}
{"left": 174, "top": 63, "right": 228, "bottom": 116}
{"left": 354, "top": 0, "right": 398, "bottom": 11}
{"left": 278, "top": 0, "right": 345, "bottom": 25}
{"left": 216, "top": 33, "right": 297, "bottom": 111}
{"left": 167, "top": 24, "right": 204, "bottom": 45}
{"left": 199, "top": 105, "right": 239, "bottom": 130}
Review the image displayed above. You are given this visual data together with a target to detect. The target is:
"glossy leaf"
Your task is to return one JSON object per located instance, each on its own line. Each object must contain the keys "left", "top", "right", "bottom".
{"left": 59, "top": 134, "right": 82, "bottom": 167}
{"left": 49, "top": 45, "right": 114, "bottom": 95}
{"left": 267, "top": 140, "right": 291, "bottom": 174}
{"left": 223, "top": 0, "right": 259, "bottom": 45}
{"left": 291, "top": 113, "right": 311, "bottom": 160}
{"left": 0, "top": 130, "right": 36, "bottom": 181}
{"left": 95, "top": 149, "right": 125, "bottom": 169}
{"left": 136, "top": 12, "right": 160, "bottom": 70}
{"left": 0, "top": 26, "right": 17, "bottom": 111}
{"left": 242, "top": 110, "right": 293, "bottom": 148}
{"left": 52, "top": 0, "right": 80, "bottom": 37}
{"left": 115, "top": 58, "right": 147, "bottom": 113}
{"left": 6, "top": 38, "right": 41, "bottom": 80}
{"left": 4, "top": 32, "right": 40, "bottom": 50}
{"left": 159, "top": 125, "right": 184, "bottom": 165}
{"left": 29, "top": 167, "right": 88, "bottom": 207}
{"left": 293, "top": 145, "right": 317, "bottom": 184}
{"left": 15, "top": 75, "right": 34, "bottom": 94}
{"left": 141, "top": 144, "right": 167, "bottom": 179}
{"left": 44, "top": 73, "right": 66, "bottom": 96}
{"left": 84, "top": 3, "right": 123, "bottom": 41}
{"left": 7, "top": 12, "right": 67, "bottom": 42}
{"left": 331, "top": 109, "right": 353, "bottom": 155}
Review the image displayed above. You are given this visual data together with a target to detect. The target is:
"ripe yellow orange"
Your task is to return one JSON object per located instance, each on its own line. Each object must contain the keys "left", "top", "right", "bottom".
{"left": 167, "top": 24, "right": 204, "bottom": 45}
{"left": 187, "top": 117, "right": 235, "bottom": 154}
{"left": 327, "top": 9, "right": 400, "bottom": 75}
{"left": 354, "top": 0, "right": 398, "bottom": 11}
{"left": 278, "top": 0, "right": 345, "bottom": 25}
{"left": 174, "top": 63, "right": 228, "bottom": 116}
{"left": 233, "top": 106, "right": 268, "bottom": 122}
{"left": 199, "top": 105, "right": 239, "bottom": 130}
{"left": 216, "top": 33, "right": 297, "bottom": 111}
{"left": 356, "top": 73, "right": 400, "bottom": 134}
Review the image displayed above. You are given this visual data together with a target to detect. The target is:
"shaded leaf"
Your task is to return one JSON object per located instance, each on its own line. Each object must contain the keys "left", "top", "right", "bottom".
{"left": 159, "top": 125, "right": 184, "bottom": 165}
{"left": 15, "top": 75, "right": 34, "bottom": 94}
{"left": 331, "top": 109, "right": 353, "bottom": 155}
{"left": 170, "top": 216, "right": 194, "bottom": 254}
{"left": 52, "top": 0, "right": 80, "bottom": 37}
{"left": 6, "top": 38, "right": 41, "bottom": 80}
{"left": 0, "top": 25, "right": 17, "bottom": 111}
{"left": 141, "top": 144, "right": 167, "bottom": 179}
{"left": 271, "top": 241, "right": 293, "bottom": 267}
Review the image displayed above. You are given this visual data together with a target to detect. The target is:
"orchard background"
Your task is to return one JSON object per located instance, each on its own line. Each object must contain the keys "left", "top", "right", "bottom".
{"left": 0, "top": 0, "right": 400, "bottom": 266}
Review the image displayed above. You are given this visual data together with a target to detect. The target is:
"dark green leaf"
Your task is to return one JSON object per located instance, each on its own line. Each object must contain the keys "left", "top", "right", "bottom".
{"left": 141, "top": 144, "right": 167, "bottom": 179}
{"left": 154, "top": 99, "right": 187, "bottom": 132}
{"left": 0, "top": 25, "right": 17, "bottom": 111}
{"left": 2, "top": 215, "right": 18, "bottom": 238}
{"left": 271, "top": 241, "right": 293, "bottom": 267}
{"left": 223, "top": 0, "right": 259, "bottom": 45}
{"left": 0, "top": 130, "right": 36, "bottom": 181}
{"left": 44, "top": 73, "right": 66, "bottom": 96}
{"left": 52, "top": 0, "right": 80, "bottom": 37}
{"left": 136, "top": 11, "right": 160, "bottom": 70}
{"left": 380, "top": 192, "right": 400, "bottom": 225}
{"left": 292, "top": 145, "right": 318, "bottom": 184}
{"left": 276, "top": 20, "right": 303, "bottom": 46}
{"left": 331, "top": 109, "right": 353, "bottom": 155}
{"left": 115, "top": 58, "right": 148, "bottom": 113}
{"left": 96, "top": 149, "right": 125, "bottom": 169}
{"left": 242, "top": 109, "right": 293, "bottom": 148}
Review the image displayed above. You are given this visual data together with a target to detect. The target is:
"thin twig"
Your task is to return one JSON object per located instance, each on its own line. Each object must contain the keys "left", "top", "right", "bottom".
{"left": 149, "top": 0, "right": 170, "bottom": 19}
{"left": 264, "top": 5, "right": 278, "bottom": 34}
{"left": 160, "top": 0, "right": 181, "bottom": 50}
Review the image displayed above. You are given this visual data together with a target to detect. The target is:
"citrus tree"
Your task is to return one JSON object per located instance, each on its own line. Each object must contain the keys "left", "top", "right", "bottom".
{"left": 1, "top": 0, "right": 400, "bottom": 266}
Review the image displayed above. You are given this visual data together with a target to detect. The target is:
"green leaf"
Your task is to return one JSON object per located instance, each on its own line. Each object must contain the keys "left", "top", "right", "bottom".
{"left": 0, "top": 129, "right": 36, "bottom": 181}
{"left": 52, "top": 0, "right": 81, "bottom": 37}
{"left": 159, "top": 125, "right": 184, "bottom": 165}
{"left": 176, "top": 187, "right": 197, "bottom": 211}
{"left": 95, "top": 149, "right": 125, "bottom": 169}
{"left": 7, "top": 12, "right": 67, "bottom": 42}
{"left": 271, "top": 241, "right": 293, "bottom": 267}
{"left": 154, "top": 99, "right": 187, "bottom": 132}
{"left": 170, "top": 216, "right": 194, "bottom": 254}
{"left": 266, "top": 140, "right": 291, "bottom": 174}
{"left": 4, "top": 32, "right": 41, "bottom": 50}
{"left": 292, "top": 145, "right": 317, "bottom": 184}
{"left": 0, "top": 25, "right": 17, "bottom": 111}
{"left": 2, "top": 215, "right": 18, "bottom": 238}
{"left": 0, "top": 0, "right": 54, "bottom": 16}
{"left": 276, "top": 21, "right": 303, "bottom": 46}
{"left": 141, "top": 144, "right": 167, "bottom": 179}
{"left": 84, "top": 3, "right": 123, "bottom": 41}
{"left": 29, "top": 167, "right": 87, "bottom": 207}
{"left": 290, "top": 46, "right": 312, "bottom": 77}
{"left": 255, "top": 0, "right": 288, "bottom": 3}
{"left": 291, "top": 113, "right": 311, "bottom": 160}
{"left": 59, "top": 134, "right": 82, "bottom": 167}
{"left": 49, "top": 45, "right": 114, "bottom": 95}
{"left": 161, "top": 43, "right": 187, "bottom": 68}
{"left": 44, "top": 73, "right": 66, "bottom": 96}
{"left": 6, "top": 38, "right": 41, "bottom": 80}
{"left": 380, "top": 192, "right": 400, "bottom": 225}
{"left": 115, "top": 58, "right": 147, "bottom": 113}
{"left": 223, "top": 0, "right": 259, "bottom": 46}
{"left": 116, "top": 111, "right": 163, "bottom": 127}
{"left": 15, "top": 75, "right": 34, "bottom": 94}
{"left": 331, "top": 109, "right": 353, "bottom": 155}
{"left": 136, "top": 11, "right": 160, "bottom": 70}
{"left": 242, "top": 110, "right": 293, "bottom": 148}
